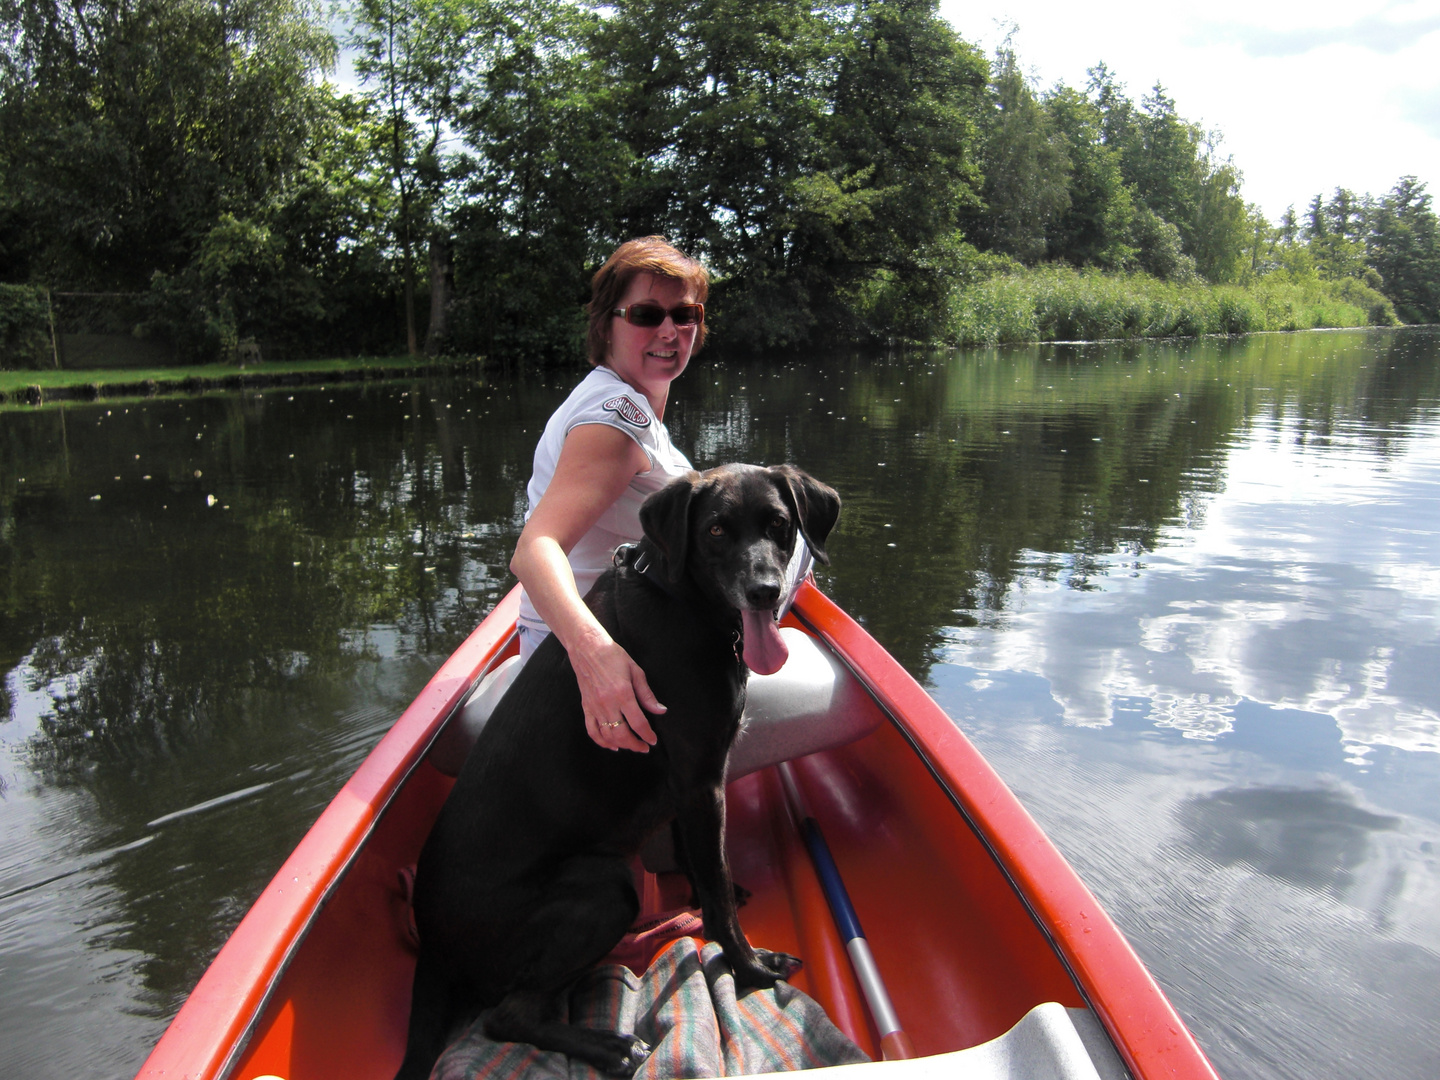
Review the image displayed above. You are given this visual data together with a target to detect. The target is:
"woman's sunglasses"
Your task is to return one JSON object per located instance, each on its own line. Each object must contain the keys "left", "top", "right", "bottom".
{"left": 612, "top": 302, "right": 705, "bottom": 328}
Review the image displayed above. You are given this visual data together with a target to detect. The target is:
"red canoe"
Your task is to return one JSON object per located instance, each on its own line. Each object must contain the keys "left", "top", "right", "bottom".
{"left": 137, "top": 582, "right": 1219, "bottom": 1080}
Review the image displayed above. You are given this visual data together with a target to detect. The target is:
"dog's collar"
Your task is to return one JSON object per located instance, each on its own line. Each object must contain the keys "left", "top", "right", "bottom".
{"left": 614, "top": 543, "right": 743, "bottom": 664}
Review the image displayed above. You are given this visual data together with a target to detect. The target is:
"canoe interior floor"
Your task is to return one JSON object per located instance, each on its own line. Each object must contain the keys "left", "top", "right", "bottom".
{"left": 229, "top": 718, "right": 1083, "bottom": 1080}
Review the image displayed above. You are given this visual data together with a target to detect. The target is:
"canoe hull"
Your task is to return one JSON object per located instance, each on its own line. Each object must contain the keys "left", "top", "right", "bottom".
{"left": 137, "top": 582, "right": 1217, "bottom": 1080}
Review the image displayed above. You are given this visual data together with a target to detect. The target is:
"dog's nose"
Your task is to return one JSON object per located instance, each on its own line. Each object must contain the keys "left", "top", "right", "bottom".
{"left": 746, "top": 582, "right": 782, "bottom": 610}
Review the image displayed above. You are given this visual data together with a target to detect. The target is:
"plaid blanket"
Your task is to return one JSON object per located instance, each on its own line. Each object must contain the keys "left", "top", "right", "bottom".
{"left": 431, "top": 937, "right": 870, "bottom": 1079}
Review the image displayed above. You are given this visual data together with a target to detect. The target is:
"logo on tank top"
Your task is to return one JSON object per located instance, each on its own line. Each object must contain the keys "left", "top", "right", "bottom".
{"left": 602, "top": 395, "right": 650, "bottom": 428}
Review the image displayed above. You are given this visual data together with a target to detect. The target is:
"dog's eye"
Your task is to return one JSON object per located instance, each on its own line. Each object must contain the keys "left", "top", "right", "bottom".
{"left": 772, "top": 516, "right": 787, "bottom": 530}
{"left": 709, "top": 524, "right": 724, "bottom": 537}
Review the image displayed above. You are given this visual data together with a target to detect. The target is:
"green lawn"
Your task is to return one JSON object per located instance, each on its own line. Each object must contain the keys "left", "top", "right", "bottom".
{"left": 0, "top": 354, "right": 481, "bottom": 399}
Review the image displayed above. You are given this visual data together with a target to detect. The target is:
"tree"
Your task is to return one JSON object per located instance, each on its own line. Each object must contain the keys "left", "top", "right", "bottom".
{"left": 142, "top": 91, "right": 400, "bottom": 359}
{"left": 1301, "top": 187, "right": 1368, "bottom": 282}
{"left": 447, "top": 0, "right": 988, "bottom": 354}
{"left": 1126, "top": 84, "right": 1204, "bottom": 253}
{"left": 0, "top": 0, "right": 411, "bottom": 359}
{"left": 0, "top": 0, "right": 337, "bottom": 289}
{"left": 448, "top": 0, "right": 619, "bottom": 358}
{"left": 802, "top": 0, "right": 988, "bottom": 344}
{"left": 1239, "top": 203, "right": 1278, "bottom": 281}
{"left": 1277, "top": 205, "right": 1299, "bottom": 245}
{"left": 1085, "top": 67, "right": 1250, "bottom": 283}
{"left": 348, "top": 0, "right": 479, "bottom": 355}
{"left": 594, "top": 0, "right": 845, "bottom": 348}
{"left": 1367, "top": 177, "right": 1440, "bottom": 323}
{"left": 1190, "top": 139, "right": 1248, "bottom": 283}
{"left": 965, "top": 42, "right": 1070, "bottom": 264}
{"left": 1043, "top": 84, "right": 1132, "bottom": 269}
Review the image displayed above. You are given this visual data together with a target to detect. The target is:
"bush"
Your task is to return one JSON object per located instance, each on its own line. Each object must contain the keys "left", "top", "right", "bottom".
{"left": 1213, "top": 289, "right": 1265, "bottom": 334}
{"left": 0, "top": 284, "right": 53, "bottom": 368}
{"left": 1333, "top": 278, "right": 1399, "bottom": 326}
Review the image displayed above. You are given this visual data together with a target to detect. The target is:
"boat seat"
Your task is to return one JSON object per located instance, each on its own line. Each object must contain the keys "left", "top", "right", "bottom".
{"left": 744, "top": 1002, "right": 1131, "bottom": 1080}
{"left": 429, "top": 626, "right": 886, "bottom": 779}
{"left": 728, "top": 626, "right": 887, "bottom": 779}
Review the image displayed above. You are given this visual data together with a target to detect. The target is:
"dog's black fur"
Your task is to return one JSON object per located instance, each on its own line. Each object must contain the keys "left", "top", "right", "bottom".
{"left": 393, "top": 463, "right": 841, "bottom": 1080}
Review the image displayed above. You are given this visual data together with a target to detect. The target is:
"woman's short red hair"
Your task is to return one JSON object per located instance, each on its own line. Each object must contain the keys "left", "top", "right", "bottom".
{"left": 587, "top": 236, "right": 709, "bottom": 366}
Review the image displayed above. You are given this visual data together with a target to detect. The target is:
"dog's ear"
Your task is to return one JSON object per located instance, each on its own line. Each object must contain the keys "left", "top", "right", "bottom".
{"left": 770, "top": 465, "right": 841, "bottom": 565}
{"left": 639, "top": 471, "right": 700, "bottom": 582}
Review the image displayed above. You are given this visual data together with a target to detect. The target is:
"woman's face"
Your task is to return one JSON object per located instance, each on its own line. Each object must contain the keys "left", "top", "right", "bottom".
{"left": 605, "top": 273, "right": 699, "bottom": 412}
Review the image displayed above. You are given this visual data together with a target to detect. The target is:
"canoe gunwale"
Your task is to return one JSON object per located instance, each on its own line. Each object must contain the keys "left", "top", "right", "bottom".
{"left": 787, "top": 583, "right": 1219, "bottom": 1080}
{"left": 782, "top": 603, "right": 1093, "bottom": 1003}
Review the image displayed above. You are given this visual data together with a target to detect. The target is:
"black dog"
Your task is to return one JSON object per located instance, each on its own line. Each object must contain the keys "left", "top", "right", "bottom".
{"left": 393, "top": 463, "right": 841, "bottom": 1080}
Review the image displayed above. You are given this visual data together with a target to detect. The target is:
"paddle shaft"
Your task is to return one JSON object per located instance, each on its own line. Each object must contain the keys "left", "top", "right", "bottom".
{"left": 776, "top": 762, "right": 915, "bottom": 1061}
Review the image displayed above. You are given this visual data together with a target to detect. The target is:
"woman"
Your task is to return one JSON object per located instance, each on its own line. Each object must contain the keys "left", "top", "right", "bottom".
{"left": 508, "top": 235, "right": 708, "bottom": 753}
{"left": 428, "top": 235, "right": 823, "bottom": 778}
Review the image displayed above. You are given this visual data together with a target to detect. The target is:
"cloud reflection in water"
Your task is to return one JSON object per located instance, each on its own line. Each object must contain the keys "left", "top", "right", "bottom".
{"left": 935, "top": 403, "right": 1440, "bottom": 1079}
{"left": 946, "top": 411, "right": 1440, "bottom": 758}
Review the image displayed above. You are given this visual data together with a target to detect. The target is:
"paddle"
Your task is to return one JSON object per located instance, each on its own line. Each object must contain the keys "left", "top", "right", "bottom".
{"left": 776, "top": 761, "right": 916, "bottom": 1061}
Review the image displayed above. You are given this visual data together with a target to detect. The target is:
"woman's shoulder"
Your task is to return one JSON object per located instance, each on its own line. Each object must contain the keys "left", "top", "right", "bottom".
{"left": 558, "top": 366, "right": 658, "bottom": 434}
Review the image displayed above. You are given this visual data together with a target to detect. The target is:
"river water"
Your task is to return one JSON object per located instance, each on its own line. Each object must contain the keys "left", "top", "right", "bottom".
{"left": 2, "top": 328, "right": 1438, "bottom": 1079}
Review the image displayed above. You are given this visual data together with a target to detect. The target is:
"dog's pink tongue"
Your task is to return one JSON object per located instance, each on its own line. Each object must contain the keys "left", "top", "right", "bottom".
{"left": 741, "top": 609, "right": 788, "bottom": 675}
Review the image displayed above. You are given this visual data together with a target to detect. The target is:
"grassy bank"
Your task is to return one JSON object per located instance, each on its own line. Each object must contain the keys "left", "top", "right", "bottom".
{"left": 944, "top": 266, "right": 1398, "bottom": 346}
{"left": 2, "top": 269, "right": 1405, "bottom": 404}
{"left": 0, "top": 354, "right": 483, "bottom": 404}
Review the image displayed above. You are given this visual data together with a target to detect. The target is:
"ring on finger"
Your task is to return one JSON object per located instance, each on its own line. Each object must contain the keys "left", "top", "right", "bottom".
{"left": 604, "top": 720, "right": 623, "bottom": 729}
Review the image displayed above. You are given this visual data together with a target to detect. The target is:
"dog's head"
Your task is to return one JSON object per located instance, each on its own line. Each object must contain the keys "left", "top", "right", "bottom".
{"left": 639, "top": 464, "right": 841, "bottom": 674}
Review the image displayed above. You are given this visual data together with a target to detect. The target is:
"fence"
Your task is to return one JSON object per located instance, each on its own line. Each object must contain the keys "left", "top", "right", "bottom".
{"left": 0, "top": 288, "right": 179, "bottom": 369}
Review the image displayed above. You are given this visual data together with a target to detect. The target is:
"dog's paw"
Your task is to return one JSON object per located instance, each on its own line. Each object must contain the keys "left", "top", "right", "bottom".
{"left": 757, "top": 949, "right": 803, "bottom": 980}
{"left": 733, "top": 949, "right": 804, "bottom": 988}
{"left": 593, "top": 1033, "right": 651, "bottom": 1077}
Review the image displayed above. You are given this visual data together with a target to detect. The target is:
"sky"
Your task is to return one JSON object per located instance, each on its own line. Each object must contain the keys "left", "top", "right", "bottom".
{"left": 936, "top": 1, "right": 1440, "bottom": 219}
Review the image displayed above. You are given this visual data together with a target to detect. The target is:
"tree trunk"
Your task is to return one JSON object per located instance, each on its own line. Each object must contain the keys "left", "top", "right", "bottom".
{"left": 402, "top": 223, "right": 419, "bottom": 357}
{"left": 425, "top": 229, "right": 454, "bottom": 357}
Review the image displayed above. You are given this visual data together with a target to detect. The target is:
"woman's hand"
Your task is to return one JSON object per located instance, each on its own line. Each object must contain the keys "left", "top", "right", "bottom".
{"left": 569, "top": 627, "right": 665, "bottom": 752}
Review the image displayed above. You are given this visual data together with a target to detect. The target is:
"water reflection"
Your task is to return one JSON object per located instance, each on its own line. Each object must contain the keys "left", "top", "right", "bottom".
{"left": 1, "top": 380, "right": 556, "bottom": 1077}
{"left": 940, "top": 386, "right": 1440, "bottom": 759}
{"left": 1180, "top": 785, "right": 1401, "bottom": 897}
{"left": 2, "top": 328, "right": 1440, "bottom": 1079}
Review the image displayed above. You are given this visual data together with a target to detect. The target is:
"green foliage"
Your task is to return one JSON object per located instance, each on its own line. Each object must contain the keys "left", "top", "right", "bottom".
{"left": 345, "top": 0, "right": 481, "bottom": 355}
{"left": 1304, "top": 188, "right": 1369, "bottom": 281}
{"left": 1127, "top": 206, "right": 1196, "bottom": 282}
{"left": 0, "top": 283, "right": 51, "bottom": 366}
{"left": 1191, "top": 150, "right": 1249, "bottom": 283}
{"left": 943, "top": 264, "right": 1387, "bottom": 347}
{"left": 1069, "top": 67, "right": 1251, "bottom": 284}
{"left": 1, "top": 0, "right": 337, "bottom": 285}
{"left": 2, "top": 0, "right": 1432, "bottom": 359}
{"left": 1263, "top": 179, "right": 1433, "bottom": 326}
{"left": 964, "top": 42, "right": 1070, "bottom": 264}
{"left": 1366, "top": 177, "right": 1440, "bottom": 323}
{"left": 445, "top": 0, "right": 987, "bottom": 355}
{"left": 446, "top": 0, "right": 618, "bottom": 358}
{"left": 792, "top": 0, "right": 987, "bottom": 346}
{"left": 145, "top": 215, "right": 294, "bottom": 360}
{"left": 1042, "top": 85, "right": 1133, "bottom": 269}
{"left": 0, "top": 0, "right": 391, "bottom": 360}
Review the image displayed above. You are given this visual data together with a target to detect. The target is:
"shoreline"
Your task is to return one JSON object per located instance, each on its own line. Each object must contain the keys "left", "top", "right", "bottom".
{"left": 3, "top": 322, "right": 1426, "bottom": 407}
{"left": 0, "top": 356, "right": 487, "bottom": 405}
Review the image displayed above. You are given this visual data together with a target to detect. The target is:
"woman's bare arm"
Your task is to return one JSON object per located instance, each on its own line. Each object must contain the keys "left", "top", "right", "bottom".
{"left": 510, "top": 423, "right": 665, "bottom": 752}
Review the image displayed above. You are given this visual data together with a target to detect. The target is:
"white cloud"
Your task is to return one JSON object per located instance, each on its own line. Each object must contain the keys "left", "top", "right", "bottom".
{"left": 1398, "top": 81, "right": 1440, "bottom": 140}
{"left": 937, "top": 2, "right": 1440, "bottom": 216}
{"left": 1196, "top": 12, "right": 1440, "bottom": 57}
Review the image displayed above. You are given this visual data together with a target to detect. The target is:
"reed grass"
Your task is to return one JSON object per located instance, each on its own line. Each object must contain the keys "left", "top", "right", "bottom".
{"left": 943, "top": 266, "right": 1398, "bottom": 346}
